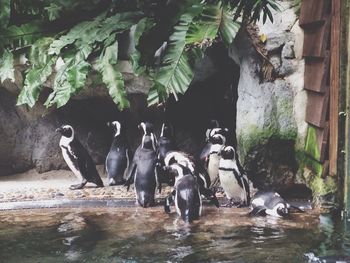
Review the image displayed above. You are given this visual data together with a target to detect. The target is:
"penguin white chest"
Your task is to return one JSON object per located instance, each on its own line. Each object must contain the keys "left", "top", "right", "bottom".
{"left": 208, "top": 154, "right": 220, "bottom": 182}
{"left": 219, "top": 170, "right": 245, "bottom": 200}
{"left": 60, "top": 138, "right": 82, "bottom": 180}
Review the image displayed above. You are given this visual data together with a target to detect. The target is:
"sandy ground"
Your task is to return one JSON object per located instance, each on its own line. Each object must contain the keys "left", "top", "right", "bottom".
{"left": 0, "top": 165, "right": 175, "bottom": 204}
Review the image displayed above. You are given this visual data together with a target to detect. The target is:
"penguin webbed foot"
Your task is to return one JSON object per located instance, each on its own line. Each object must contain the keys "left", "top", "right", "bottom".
{"left": 164, "top": 191, "right": 175, "bottom": 213}
{"left": 200, "top": 187, "right": 219, "bottom": 208}
{"left": 69, "top": 183, "right": 85, "bottom": 190}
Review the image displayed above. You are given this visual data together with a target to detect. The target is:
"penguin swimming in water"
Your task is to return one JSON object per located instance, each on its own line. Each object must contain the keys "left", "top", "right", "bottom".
{"left": 105, "top": 121, "right": 130, "bottom": 186}
{"left": 207, "top": 134, "right": 226, "bottom": 188}
{"left": 249, "top": 191, "right": 291, "bottom": 217}
{"left": 125, "top": 122, "right": 158, "bottom": 208}
{"left": 157, "top": 122, "right": 175, "bottom": 163}
{"left": 219, "top": 146, "right": 250, "bottom": 207}
{"left": 56, "top": 125, "right": 104, "bottom": 190}
{"left": 163, "top": 163, "right": 202, "bottom": 223}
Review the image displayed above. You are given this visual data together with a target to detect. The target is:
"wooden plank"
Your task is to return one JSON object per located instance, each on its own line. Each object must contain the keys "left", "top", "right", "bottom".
{"left": 299, "top": 0, "right": 331, "bottom": 27}
{"left": 305, "top": 90, "right": 329, "bottom": 128}
{"left": 304, "top": 52, "right": 330, "bottom": 93}
{"left": 303, "top": 18, "right": 330, "bottom": 58}
{"left": 305, "top": 124, "right": 329, "bottom": 162}
{"left": 329, "top": 0, "right": 341, "bottom": 176}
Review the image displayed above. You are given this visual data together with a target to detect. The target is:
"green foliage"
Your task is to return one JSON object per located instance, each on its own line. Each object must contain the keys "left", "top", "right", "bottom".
{"left": 0, "top": 49, "right": 15, "bottom": 83}
{"left": 17, "top": 37, "right": 56, "bottom": 107}
{"left": 44, "top": 52, "right": 90, "bottom": 108}
{"left": 97, "top": 41, "right": 129, "bottom": 109}
{"left": 130, "top": 17, "right": 155, "bottom": 76}
{"left": 0, "top": 0, "right": 11, "bottom": 29}
{"left": 0, "top": 0, "right": 278, "bottom": 110}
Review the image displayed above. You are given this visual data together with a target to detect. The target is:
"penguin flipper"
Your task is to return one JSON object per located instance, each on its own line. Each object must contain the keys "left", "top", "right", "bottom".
{"left": 125, "top": 163, "right": 137, "bottom": 191}
{"left": 249, "top": 206, "right": 266, "bottom": 216}
{"left": 289, "top": 205, "right": 305, "bottom": 213}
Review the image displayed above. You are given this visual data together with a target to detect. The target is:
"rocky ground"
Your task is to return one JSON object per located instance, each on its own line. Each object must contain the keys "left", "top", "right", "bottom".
{"left": 0, "top": 165, "right": 171, "bottom": 203}
{"left": 0, "top": 165, "right": 227, "bottom": 206}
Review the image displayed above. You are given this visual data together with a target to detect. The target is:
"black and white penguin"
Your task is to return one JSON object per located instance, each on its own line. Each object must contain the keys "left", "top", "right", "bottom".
{"left": 105, "top": 121, "right": 130, "bottom": 186}
{"left": 157, "top": 122, "right": 175, "bottom": 163}
{"left": 199, "top": 120, "right": 228, "bottom": 167}
{"left": 163, "top": 151, "right": 219, "bottom": 207}
{"left": 125, "top": 122, "right": 158, "bottom": 208}
{"left": 164, "top": 163, "right": 202, "bottom": 223}
{"left": 219, "top": 146, "right": 250, "bottom": 207}
{"left": 249, "top": 191, "right": 290, "bottom": 217}
{"left": 56, "top": 125, "right": 104, "bottom": 190}
{"left": 207, "top": 134, "right": 226, "bottom": 187}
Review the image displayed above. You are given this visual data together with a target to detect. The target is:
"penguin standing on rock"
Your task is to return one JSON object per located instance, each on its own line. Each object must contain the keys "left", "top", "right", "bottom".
{"left": 164, "top": 163, "right": 202, "bottom": 223}
{"left": 125, "top": 122, "right": 158, "bottom": 208}
{"left": 207, "top": 134, "right": 226, "bottom": 188}
{"left": 105, "top": 121, "right": 130, "bottom": 186}
{"left": 56, "top": 125, "right": 104, "bottom": 190}
{"left": 218, "top": 146, "right": 250, "bottom": 207}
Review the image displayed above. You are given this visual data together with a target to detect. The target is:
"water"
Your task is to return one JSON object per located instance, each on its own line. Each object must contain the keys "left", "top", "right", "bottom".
{"left": 0, "top": 207, "right": 349, "bottom": 263}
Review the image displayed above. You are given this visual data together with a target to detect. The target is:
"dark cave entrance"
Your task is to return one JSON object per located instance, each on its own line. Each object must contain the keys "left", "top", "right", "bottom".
{"left": 143, "top": 42, "right": 241, "bottom": 159}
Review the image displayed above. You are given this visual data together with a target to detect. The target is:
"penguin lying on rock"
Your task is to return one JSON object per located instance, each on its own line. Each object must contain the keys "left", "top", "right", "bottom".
{"left": 105, "top": 121, "right": 130, "bottom": 186}
{"left": 219, "top": 146, "right": 250, "bottom": 207}
{"left": 56, "top": 125, "right": 104, "bottom": 190}
{"left": 125, "top": 122, "right": 158, "bottom": 208}
{"left": 249, "top": 190, "right": 304, "bottom": 217}
{"left": 163, "top": 163, "right": 202, "bottom": 223}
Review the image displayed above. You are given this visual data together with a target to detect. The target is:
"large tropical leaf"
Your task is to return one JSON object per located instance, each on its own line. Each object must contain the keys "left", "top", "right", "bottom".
{"left": 97, "top": 41, "right": 129, "bottom": 110}
{"left": 44, "top": 52, "right": 91, "bottom": 108}
{"left": 48, "top": 14, "right": 106, "bottom": 56}
{"left": 0, "top": 22, "right": 46, "bottom": 51}
{"left": 130, "top": 17, "right": 155, "bottom": 76}
{"left": 17, "top": 58, "right": 56, "bottom": 107}
{"left": 148, "top": 5, "right": 203, "bottom": 105}
{"left": 0, "top": 0, "right": 11, "bottom": 29}
{"left": 17, "top": 37, "right": 56, "bottom": 107}
{"left": 0, "top": 49, "right": 15, "bottom": 83}
{"left": 219, "top": 7, "right": 240, "bottom": 46}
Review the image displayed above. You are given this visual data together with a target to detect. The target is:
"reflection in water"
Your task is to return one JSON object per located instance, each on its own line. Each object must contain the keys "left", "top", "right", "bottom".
{"left": 0, "top": 208, "right": 349, "bottom": 262}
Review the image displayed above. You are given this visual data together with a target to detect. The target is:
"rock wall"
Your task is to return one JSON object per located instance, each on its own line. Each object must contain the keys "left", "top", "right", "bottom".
{"left": 233, "top": 0, "right": 308, "bottom": 192}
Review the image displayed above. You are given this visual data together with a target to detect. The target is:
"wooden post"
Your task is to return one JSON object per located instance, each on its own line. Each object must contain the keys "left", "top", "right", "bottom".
{"left": 329, "top": 0, "right": 340, "bottom": 176}
{"left": 343, "top": 0, "right": 350, "bottom": 217}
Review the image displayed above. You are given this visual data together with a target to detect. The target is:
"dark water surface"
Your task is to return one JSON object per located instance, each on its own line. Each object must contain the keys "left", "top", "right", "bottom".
{"left": 0, "top": 207, "right": 349, "bottom": 262}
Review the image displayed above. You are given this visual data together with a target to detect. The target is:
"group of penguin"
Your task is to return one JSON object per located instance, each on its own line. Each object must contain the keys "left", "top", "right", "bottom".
{"left": 56, "top": 120, "right": 303, "bottom": 223}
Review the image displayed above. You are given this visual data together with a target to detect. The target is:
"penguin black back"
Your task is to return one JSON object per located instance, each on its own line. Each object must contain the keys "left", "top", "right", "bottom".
{"left": 125, "top": 122, "right": 158, "bottom": 208}
{"left": 106, "top": 121, "right": 130, "bottom": 186}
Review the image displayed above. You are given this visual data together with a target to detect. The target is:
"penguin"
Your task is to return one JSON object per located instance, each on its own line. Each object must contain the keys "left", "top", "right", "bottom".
{"left": 105, "top": 121, "right": 130, "bottom": 186}
{"left": 157, "top": 122, "right": 175, "bottom": 163}
{"left": 163, "top": 163, "right": 202, "bottom": 223}
{"left": 218, "top": 146, "right": 250, "bottom": 207}
{"left": 207, "top": 133, "right": 226, "bottom": 188}
{"left": 163, "top": 151, "right": 219, "bottom": 207}
{"left": 56, "top": 125, "right": 104, "bottom": 190}
{"left": 200, "top": 126, "right": 229, "bottom": 169}
{"left": 125, "top": 122, "right": 158, "bottom": 208}
{"left": 249, "top": 191, "right": 290, "bottom": 217}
